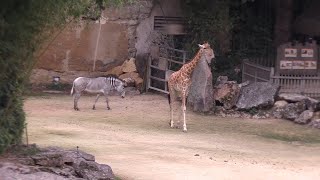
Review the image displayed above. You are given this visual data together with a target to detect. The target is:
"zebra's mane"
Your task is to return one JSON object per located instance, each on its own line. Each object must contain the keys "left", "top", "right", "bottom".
{"left": 105, "top": 74, "right": 125, "bottom": 83}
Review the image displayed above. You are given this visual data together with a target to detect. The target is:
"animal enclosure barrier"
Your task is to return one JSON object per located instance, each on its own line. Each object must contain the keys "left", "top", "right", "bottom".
{"left": 242, "top": 60, "right": 320, "bottom": 98}
{"left": 146, "top": 47, "right": 188, "bottom": 94}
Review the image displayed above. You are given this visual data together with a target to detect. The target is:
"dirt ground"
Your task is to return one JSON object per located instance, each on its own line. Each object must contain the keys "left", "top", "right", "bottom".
{"left": 24, "top": 93, "right": 320, "bottom": 180}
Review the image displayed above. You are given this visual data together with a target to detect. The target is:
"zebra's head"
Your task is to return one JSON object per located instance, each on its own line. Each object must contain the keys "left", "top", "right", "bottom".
{"left": 106, "top": 76, "right": 126, "bottom": 98}
{"left": 116, "top": 80, "right": 126, "bottom": 98}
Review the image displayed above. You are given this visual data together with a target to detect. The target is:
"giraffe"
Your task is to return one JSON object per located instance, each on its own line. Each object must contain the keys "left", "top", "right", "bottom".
{"left": 167, "top": 42, "right": 215, "bottom": 132}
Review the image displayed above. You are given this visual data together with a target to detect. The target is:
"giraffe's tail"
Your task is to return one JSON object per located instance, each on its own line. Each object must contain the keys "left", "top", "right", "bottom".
{"left": 167, "top": 81, "right": 171, "bottom": 105}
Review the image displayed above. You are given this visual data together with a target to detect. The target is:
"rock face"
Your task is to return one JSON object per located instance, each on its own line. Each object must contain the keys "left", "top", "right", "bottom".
{"left": 213, "top": 80, "right": 241, "bottom": 110}
{"left": 0, "top": 146, "right": 115, "bottom": 180}
{"left": 236, "top": 82, "right": 280, "bottom": 110}
{"left": 30, "top": 0, "right": 155, "bottom": 84}
{"left": 187, "top": 57, "right": 214, "bottom": 112}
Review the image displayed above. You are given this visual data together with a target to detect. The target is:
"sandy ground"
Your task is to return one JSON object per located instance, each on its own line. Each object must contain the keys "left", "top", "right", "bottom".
{"left": 24, "top": 93, "right": 320, "bottom": 180}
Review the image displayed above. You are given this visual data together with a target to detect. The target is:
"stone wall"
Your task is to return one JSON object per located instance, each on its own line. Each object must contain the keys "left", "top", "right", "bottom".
{"left": 30, "top": 0, "right": 153, "bottom": 84}
{"left": 30, "top": 0, "right": 185, "bottom": 85}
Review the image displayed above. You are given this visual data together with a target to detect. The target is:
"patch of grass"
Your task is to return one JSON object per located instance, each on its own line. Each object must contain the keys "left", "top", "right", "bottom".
{"left": 192, "top": 117, "right": 320, "bottom": 144}
{"left": 114, "top": 176, "right": 122, "bottom": 180}
{"left": 257, "top": 131, "right": 320, "bottom": 144}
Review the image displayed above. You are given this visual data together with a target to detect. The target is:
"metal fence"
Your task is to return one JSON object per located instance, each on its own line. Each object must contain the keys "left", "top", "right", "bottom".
{"left": 242, "top": 60, "right": 320, "bottom": 98}
{"left": 242, "top": 59, "right": 272, "bottom": 83}
{"left": 146, "top": 47, "right": 187, "bottom": 94}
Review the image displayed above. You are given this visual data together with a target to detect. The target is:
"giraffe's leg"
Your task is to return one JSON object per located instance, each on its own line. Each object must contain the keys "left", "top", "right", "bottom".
{"left": 181, "top": 91, "right": 187, "bottom": 132}
{"left": 103, "top": 91, "right": 111, "bottom": 110}
{"left": 93, "top": 94, "right": 101, "bottom": 110}
{"left": 168, "top": 86, "right": 176, "bottom": 128}
{"left": 73, "top": 93, "right": 81, "bottom": 111}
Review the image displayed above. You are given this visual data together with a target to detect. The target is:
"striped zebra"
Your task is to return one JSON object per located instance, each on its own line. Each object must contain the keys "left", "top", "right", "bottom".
{"left": 71, "top": 75, "right": 126, "bottom": 111}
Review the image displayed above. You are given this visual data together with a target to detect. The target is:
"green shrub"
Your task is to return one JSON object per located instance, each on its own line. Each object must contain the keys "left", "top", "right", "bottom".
{"left": 1, "top": 0, "right": 129, "bottom": 154}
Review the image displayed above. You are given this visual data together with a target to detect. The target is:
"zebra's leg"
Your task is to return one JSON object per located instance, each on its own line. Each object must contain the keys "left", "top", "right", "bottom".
{"left": 103, "top": 92, "right": 111, "bottom": 110}
{"left": 73, "top": 93, "right": 81, "bottom": 111}
{"left": 93, "top": 94, "right": 101, "bottom": 110}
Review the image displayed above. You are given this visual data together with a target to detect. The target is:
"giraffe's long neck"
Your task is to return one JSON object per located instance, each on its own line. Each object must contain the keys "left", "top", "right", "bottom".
{"left": 181, "top": 49, "right": 203, "bottom": 77}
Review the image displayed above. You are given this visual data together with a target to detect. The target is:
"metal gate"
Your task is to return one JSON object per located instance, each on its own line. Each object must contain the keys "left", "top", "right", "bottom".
{"left": 146, "top": 47, "right": 188, "bottom": 94}
{"left": 242, "top": 59, "right": 320, "bottom": 98}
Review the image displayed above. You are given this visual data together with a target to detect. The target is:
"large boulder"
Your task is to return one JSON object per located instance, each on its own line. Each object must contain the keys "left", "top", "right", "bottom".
{"left": 282, "top": 101, "right": 307, "bottom": 120}
{"left": 187, "top": 57, "right": 214, "bottom": 112}
{"left": 278, "top": 93, "right": 320, "bottom": 111}
{"left": 0, "top": 146, "right": 115, "bottom": 180}
{"left": 309, "top": 119, "right": 320, "bottom": 129}
{"left": 213, "top": 80, "right": 241, "bottom": 110}
{"left": 106, "top": 66, "right": 123, "bottom": 76}
{"left": 277, "top": 93, "right": 309, "bottom": 102}
{"left": 121, "top": 58, "right": 137, "bottom": 73}
{"left": 270, "top": 100, "right": 289, "bottom": 119}
{"left": 236, "top": 82, "right": 280, "bottom": 110}
{"left": 274, "top": 100, "right": 288, "bottom": 108}
{"left": 294, "top": 110, "right": 314, "bottom": 124}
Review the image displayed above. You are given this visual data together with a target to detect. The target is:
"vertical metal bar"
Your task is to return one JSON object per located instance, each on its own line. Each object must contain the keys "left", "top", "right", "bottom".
{"left": 301, "top": 78, "right": 305, "bottom": 95}
{"left": 269, "top": 67, "right": 274, "bottom": 83}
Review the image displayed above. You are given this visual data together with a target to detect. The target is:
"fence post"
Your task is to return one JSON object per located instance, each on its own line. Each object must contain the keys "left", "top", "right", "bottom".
{"left": 269, "top": 67, "right": 274, "bottom": 83}
{"left": 182, "top": 51, "right": 186, "bottom": 64}
{"left": 146, "top": 55, "right": 151, "bottom": 92}
{"left": 301, "top": 79, "right": 305, "bottom": 95}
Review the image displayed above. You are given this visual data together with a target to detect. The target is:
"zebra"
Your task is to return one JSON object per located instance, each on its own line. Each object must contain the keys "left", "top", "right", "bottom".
{"left": 70, "top": 75, "right": 126, "bottom": 111}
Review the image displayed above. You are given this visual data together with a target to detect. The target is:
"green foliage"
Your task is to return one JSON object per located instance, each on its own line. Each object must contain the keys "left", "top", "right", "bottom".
{"left": 247, "top": 107, "right": 258, "bottom": 115}
{"left": 7, "top": 144, "right": 40, "bottom": 157}
{"left": 179, "top": 0, "right": 275, "bottom": 82}
{"left": 179, "top": 0, "right": 242, "bottom": 82}
{"left": 231, "top": 0, "right": 275, "bottom": 59}
{"left": 0, "top": 0, "right": 133, "bottom": 154}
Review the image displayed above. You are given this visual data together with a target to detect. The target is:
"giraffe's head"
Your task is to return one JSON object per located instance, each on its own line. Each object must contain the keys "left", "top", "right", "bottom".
{"left": 198, "top": 42, "right": 215, "bottom": 65}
